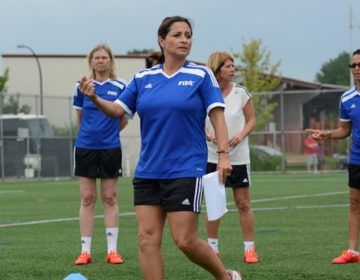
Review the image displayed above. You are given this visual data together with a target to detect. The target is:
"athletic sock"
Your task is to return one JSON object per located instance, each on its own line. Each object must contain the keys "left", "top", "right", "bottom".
{"left": 106, "top": 227, "right": 119, "bottom": 253}
{"left": 208, "top": 238, "right": 219, "bottom": 252}
{"left": 81, "top": 237, "right": 92, "bottom": 253}
{"left": 244, "top": 241, "right": 255, "bottom": 251}
{"left": 350, "top": 249, "right": 360, "bottom": 255}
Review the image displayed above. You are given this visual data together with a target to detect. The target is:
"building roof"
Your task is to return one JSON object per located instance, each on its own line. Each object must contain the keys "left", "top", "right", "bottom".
{"left": 279, "top": 75, "right": 348, "bottom": 90}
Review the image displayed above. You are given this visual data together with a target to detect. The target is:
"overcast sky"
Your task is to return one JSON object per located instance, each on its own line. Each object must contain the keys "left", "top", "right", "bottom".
{"left": 1, "top": 0, "right": 359, "bottom": 82}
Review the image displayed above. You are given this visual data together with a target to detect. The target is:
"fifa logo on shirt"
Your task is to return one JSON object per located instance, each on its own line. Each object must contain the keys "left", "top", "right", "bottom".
{"left": 107, "top": 91, "right": 118, "bottom": 96}
{"left": 178, "top": 80, "right": 194, "bottom": 86}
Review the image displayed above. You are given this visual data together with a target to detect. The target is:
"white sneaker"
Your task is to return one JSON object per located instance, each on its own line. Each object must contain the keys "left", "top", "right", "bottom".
{"left": 226, "top": 270, "right": 242, "bottom": 280}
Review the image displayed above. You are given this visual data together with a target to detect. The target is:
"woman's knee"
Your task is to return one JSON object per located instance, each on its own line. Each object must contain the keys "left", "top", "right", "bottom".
{"left": 81, "top": 193, "right": 96, "bottom": 207}
{"left": 173, "top": 235, "right": 196, "bottom": 254}
{"left": 137, "top": 229, "right": 162, "bottom": 252}
{"left": 102, "top": 193, "right": 117, "bottom": 207}
{"left": 235, "top": 198, "right": 251, "bottom": 213}
{"left": 349, "top": 194, "right": 360, "bottom": 212}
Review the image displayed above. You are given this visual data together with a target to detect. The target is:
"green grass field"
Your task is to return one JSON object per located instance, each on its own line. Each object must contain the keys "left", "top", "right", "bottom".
{"left": 1, "top": 173, "right": 359, "bottom": 280}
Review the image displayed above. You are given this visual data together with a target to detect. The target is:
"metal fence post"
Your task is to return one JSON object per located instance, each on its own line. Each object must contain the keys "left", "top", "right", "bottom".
{"left": 280, "top": 89, "right": 286, "bottom": 173}
{"left": 0, "top": 91, "right": 4, "bottom": 180}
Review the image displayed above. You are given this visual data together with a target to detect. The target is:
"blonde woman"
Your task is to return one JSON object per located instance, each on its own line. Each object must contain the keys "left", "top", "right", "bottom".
{"left": 73, "top": 44, "right": 128, "bottom": 265}
{"left": 205, "top": 52, "right": 258, "bottom": 263}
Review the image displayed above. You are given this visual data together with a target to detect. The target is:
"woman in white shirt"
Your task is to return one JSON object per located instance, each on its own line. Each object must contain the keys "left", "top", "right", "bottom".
{"left": 205, "top": 51, "right": 258, "bottom": 264}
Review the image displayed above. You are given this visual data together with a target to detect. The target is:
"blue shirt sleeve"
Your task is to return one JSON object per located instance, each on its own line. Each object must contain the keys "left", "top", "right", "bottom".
{"left": 117, "top": 76, "right": 138, "bottom": 118}
{"left": 199, "top": 67, "right": 225, "bottom": 115}
{"left": 339, "top": 99, "right": 350, "bottom": 121}
{"left": 73, "top": 82, "right": 83, "bottom": 109}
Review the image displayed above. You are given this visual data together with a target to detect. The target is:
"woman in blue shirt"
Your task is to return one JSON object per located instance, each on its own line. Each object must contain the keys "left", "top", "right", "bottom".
{"left": 73, "top": 44, "right": 127, "bottom": 265}
{"left": 79, "top": 17, "right": 241, "bottom": 280}
{"left": 306, "top": 49, "right": 360, "bottom": 265}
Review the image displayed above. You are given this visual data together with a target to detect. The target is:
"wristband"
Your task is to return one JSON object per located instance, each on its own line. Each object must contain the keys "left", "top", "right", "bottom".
{"left": 216, "top": 150, "right": 229, "bottom": 154}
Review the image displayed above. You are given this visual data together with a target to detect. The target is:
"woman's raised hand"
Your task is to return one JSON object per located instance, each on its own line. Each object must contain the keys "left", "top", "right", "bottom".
{"left": 79, "top": 76, "right": 96, "bottom": 99}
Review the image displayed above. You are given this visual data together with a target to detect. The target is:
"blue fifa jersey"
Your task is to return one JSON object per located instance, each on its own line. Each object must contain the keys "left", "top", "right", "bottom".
{"left": 116, "top": 61, "right": 225, "bottom": 179}
{"left": 73, "top": 78, "right": 127, "bottom": 149}
{"left": 339, "top": 86, "right": 360, "bottom": 164}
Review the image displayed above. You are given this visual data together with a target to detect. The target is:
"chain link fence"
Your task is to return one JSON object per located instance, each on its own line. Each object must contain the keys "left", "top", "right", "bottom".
{"left": 0, "top": 88, "right": 350, "bottom": 180}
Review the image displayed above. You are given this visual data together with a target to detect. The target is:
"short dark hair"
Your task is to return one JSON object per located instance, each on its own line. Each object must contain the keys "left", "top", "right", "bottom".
{"left": 352, "top": 49, "right": 360, "bottom": 56}
{"left": 157, "top": 16, "right": 193, "bottom": 59}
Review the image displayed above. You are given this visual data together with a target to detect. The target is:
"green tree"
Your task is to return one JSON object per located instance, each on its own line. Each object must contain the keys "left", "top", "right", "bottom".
{"left": 0, "top": 68, "right": 9, "bottom": 92}
{"left": 233, "top": 39, "right": 281, "bottom": 131}
{"left": 315, "top": 51, "right": 350, "bottom": 86}
{"left": 1, "top": 69, "right": 31, "bottom": 114}
{"left": 2, "top": 93, "right": 31, "bottom": 114}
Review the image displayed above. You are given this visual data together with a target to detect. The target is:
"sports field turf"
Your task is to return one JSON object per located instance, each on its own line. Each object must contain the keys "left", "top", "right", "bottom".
{"left": 0, "top": 173, "right": 359, "bottom": 279}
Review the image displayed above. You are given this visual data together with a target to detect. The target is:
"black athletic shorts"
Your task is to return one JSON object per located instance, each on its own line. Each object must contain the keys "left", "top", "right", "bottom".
{"left": 74, "top": 147, "right": 122, "bottom": 178}
{"left": 133, "top": 177, "right": 203, "bottom": 213}
{"left": 348, "top": 164, "right": 360, "bottom": 189}
{"left": 206, "top": 162, "right": 250, "bottom": 188}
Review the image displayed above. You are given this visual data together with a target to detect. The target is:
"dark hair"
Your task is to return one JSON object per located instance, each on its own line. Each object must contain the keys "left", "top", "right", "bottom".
{"left": 146, "top": 51, "right": 164, "bottom": 67}
{"left": 353, "top": 49, "right": 360, "bottom": 56}
{"left": 157, "top": 16, "right": 193, "bottom": 59}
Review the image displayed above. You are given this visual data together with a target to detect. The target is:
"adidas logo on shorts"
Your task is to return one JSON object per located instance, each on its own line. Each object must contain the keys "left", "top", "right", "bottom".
{"left": 181, "top": 198, "right": 191, "bottom": 205}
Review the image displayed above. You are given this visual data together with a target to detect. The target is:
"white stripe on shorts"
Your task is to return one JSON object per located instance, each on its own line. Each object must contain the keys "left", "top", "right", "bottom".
{"left": 193, "top": 177, "right": 204, "bottom": 213}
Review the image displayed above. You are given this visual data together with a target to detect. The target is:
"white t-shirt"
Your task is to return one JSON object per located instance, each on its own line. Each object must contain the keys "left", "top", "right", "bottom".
{"left": 206, "top": 83, "right": 251, "bottom": 165}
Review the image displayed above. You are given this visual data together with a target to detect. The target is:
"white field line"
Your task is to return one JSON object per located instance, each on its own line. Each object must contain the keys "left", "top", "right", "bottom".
{"left": 0, "top": 191, "right": 349, "bottom": 228}
{"left": 227, "top": 191, "right": 348, "bottom": 205}
{"left": 0, "top": 212, "right": 135, "bottom": 228}
{"left": 229, "top": 203, "right": 349, "bottom": 213}
{"left": 0, "top": 190, "right": 24, "bottom": 194}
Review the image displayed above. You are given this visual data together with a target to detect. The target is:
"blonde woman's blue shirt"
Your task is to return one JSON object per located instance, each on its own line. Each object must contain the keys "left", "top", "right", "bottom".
{"left": 73, "top": 78, "right": 127, "bottom": 149}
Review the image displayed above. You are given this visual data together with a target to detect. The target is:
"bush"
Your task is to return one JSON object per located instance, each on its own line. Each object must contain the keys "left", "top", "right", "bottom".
{"left": 250, "top": 147, "right": 282, "bottom": 171}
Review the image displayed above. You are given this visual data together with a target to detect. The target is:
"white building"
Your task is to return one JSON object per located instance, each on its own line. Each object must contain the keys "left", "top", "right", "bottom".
{"left": 1, "top": 53, "right": 148, "bottom": 176}
{"left": 1, "top": 53, "right": 146, "bottom": 128}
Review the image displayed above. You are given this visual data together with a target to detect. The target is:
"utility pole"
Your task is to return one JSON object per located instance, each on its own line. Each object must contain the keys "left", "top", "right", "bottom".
{"left": 17, "top": 44, "right": 44, "bottom": 115}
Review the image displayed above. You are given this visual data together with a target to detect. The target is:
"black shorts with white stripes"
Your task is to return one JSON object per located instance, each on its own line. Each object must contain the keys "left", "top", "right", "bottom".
{"left": 133, "top": 177, "right": 203, "bottom": 213}
{"left": 206, "top": 162, "right": 250, "bottom": 188}
{"left": 74, "top": 147, "right": 122, "bottom": 178}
